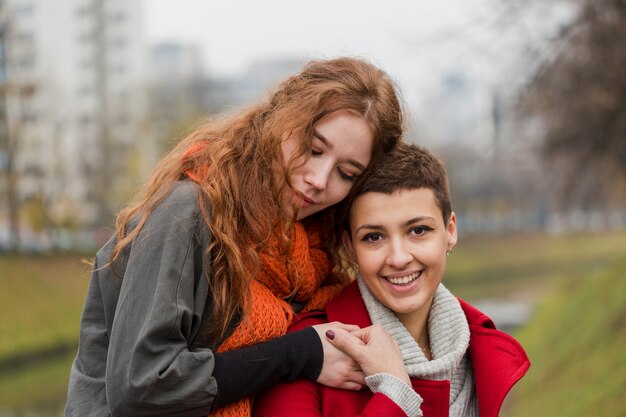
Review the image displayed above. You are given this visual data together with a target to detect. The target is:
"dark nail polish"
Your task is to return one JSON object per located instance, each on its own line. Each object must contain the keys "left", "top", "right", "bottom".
{"left": 325, "top": 330, "right": 335, "bottom": 340}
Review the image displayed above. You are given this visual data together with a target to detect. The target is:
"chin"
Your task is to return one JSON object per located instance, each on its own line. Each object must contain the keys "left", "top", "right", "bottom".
{"left": 385, "top": 295, "right": 431, "bottom": 316}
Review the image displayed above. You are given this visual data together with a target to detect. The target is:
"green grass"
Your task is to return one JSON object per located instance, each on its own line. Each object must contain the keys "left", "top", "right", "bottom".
{"left": 445, "top": 231, "right": 626, "bottom": 301}
{"left": 0, "top": 255, "right": 91, "bottom": 363}
{"left": 1, "top": 232, "right": 625, "bottom": 364}
{"left": 0, "top": 350, "right": 75, "bottom": 414}
{"left": 1, "top": 232, "right": 625, "bottom": 415}
{"left": 507, "top": 255, "right": 626, "bottom": 417}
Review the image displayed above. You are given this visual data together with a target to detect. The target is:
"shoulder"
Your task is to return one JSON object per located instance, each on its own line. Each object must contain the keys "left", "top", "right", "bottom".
{"left": 154, "top": 181, "right": 203, "bottom": 218}
{"left": 114, "top": 181, "right": 212, "bottom": 262}
{"left": 144, "top": 181, "right": 210, "bottom": 237}
{"left": 457, "top": 298, "right": 496, "bottom": 329}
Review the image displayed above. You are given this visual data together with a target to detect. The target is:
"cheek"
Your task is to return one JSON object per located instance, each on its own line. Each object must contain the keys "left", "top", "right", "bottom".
{"left": 422, "top": 248, "right": 448, "bottom": 273}
{"left": 327, "top": 179, "right": 353, "bottom": 204}
{"left": 355, "top": 249, "right": 383, "bottom": 276}
{"left": 419, "top": 246, "right": 443, "bottom": 263}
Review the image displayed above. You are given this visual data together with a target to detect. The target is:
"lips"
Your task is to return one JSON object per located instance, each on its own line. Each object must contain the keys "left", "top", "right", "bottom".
{"left": 384, "top": 271, "right": 421, "bottom": 286}
{"left": 294, "top": 190, "right": 316, "bottom": 208}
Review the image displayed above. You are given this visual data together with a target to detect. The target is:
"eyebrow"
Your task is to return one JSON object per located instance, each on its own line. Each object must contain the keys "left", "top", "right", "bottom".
{"left": 354, "top": 216, "right": 437, "bottom": 234}
{"left": 313, "top": 128, "right": 367, "bottom": 171}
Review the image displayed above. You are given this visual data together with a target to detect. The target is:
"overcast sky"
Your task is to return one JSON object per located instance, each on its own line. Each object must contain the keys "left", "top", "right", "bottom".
{"left": 142, "top": 0, "right": 572, "bottom": 140}
{"left": 143, "top": 0, "right": 499, "bottom": 80}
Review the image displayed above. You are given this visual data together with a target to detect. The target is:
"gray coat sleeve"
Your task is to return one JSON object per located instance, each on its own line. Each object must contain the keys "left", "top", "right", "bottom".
{"left": 66, "top": 250, "right": 121, "bottom": 417}
{"left": 66, "top": 182, "right": 218, "bottom": 417}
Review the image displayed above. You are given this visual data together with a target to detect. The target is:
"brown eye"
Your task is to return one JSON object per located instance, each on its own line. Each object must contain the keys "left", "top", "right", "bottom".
{"left": 410, "top": 226, "right": 432, "bottom": 236}
{"left": 362, "top": 233, "right": 383, "bottom": 242}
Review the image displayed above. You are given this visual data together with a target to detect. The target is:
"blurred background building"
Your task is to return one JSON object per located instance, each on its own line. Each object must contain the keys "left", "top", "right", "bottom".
{"left": 0, "top": 0, "right": 624, "bottom": 252}
{"left": 0, "top": 0, "right": 146, "bottom": 249}
{"left": 1, "top": 1, "right": 625, "bottom": 416}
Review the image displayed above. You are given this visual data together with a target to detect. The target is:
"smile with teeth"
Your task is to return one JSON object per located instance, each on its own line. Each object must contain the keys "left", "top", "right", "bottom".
{"left": 384, "top": 271, "right": 421, "bottom": 285}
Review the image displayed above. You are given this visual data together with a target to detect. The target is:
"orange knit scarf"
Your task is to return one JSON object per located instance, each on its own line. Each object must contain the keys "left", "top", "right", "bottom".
{"left": 182, "top": 143, "right": 344, "bottom": 417}
{"left": 209, "top": 223, "right": 344, "bottom": 417}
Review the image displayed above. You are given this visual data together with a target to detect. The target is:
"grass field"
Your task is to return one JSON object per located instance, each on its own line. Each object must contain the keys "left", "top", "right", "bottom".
{"left": 508, "top": 255, "right": 626, "bottom": 416}
{"left": 0, "top": 231, "right": 625, "bottom": 415}
{"left": 445, "top": 231, "right": 626, "bottom": 301}
{"left": 0, "top": 255, "right": 92, "bottom": 364}
{"left": 2, "top": 231, "right": 625, "bottom": 364}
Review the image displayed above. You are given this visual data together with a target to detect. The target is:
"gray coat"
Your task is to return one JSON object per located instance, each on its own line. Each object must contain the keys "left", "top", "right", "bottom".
{"left": 66, "top": 181, "right": 220, "bottom": 416}
{"left": 65, "top": 181, "right": 324, "bottom": 417}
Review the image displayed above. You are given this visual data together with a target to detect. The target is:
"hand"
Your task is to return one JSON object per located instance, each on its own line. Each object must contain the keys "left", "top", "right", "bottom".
{"left": 311, "top": 322, "right": 366, "bottom": 390}
{"left": 327, "top": 324, "right": 410, "bottom": 386}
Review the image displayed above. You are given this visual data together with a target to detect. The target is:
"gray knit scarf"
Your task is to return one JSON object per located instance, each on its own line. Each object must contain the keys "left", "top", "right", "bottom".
{"left": 357, "top": 277, "right": 479, "bottom": 417}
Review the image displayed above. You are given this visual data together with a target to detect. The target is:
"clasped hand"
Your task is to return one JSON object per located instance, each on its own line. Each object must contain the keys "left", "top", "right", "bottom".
{"left": 312, "top": 322, "right": 410, "bottom": 390}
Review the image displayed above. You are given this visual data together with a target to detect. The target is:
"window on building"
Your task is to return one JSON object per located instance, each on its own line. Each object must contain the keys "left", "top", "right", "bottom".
{"left": 15, "top": 32, "right": 34, "bottom": 45}
{"left": 79, "top": 114, "right": 91, "bottom": 126}
{"left": 110, "top": 38, "right": 126, "bottom": 49}
{"left": 21, "top": 110, "right": 37, "bottom": 123}
{"left": 18, "top": 55, "right": 35, "bottom": 69}
{"left": 78, "top": 85, "right": 93, "bottom": 97}
{"left": 108, "top": 11, "right": 126, "bottom": 23}
{"left": 110, "top": 64, "right": 125, "bottom": 75}
{"left": 14, "top": 2, "right": 34, "bottom": 17}
{"left": 79, "top": 33, "right": 95, "bottom": 44}
{"left": 76, "top": 4, "right": 93, "bottom": 16}
{"left": 80, "top": 59, "right": 95, "bottom": 70}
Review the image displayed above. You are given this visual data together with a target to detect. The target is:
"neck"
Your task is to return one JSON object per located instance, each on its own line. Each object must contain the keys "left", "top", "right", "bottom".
{"left": 396, "top": 297, "right": 433, "bottom": 358}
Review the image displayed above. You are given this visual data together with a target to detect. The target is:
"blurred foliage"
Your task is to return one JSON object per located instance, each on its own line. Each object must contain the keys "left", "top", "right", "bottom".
{"left": 519, "top": 0, "right": 626, "bottom": 208}
{"left": 21, "top": 196, "right": 48, "bottom": 232}
{"left": 0, "top": 351, "right": 73, "bottom": 415}
{"left": 1, "top": 232, "right": 625, "bottom": 414}
{"left": 508, "top": 254, "right": 626, "bottom": 416}
{"left": 446, "top": 231, "right": 626, "bottom": 301}
{"left": 0, "top": 255, "right": 90, "bottom": 363}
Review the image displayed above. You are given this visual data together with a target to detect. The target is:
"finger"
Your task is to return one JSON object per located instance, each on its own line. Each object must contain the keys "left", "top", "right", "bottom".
{"left": 350, "top": 325, "right": 390, "bottom": 343}
{"left": 346, "top": 326, "right": 375, "bottom": 343}
{"left": 327, "top": 327, "right": 366, "bottom": 346}
{"left": 326, "top": 328, "right": 365, "bottom": 358}
{"left": 347, "top": 369, "right": 366, "bottom": 386}
{"left": 329, "top": 321, "right": 361, "bottom": 332}
{"left": 340, "top": 381, "right": 364, "bottom": 391}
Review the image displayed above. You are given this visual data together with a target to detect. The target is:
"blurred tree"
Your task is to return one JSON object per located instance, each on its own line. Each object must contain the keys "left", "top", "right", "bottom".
{"left": 519, "top": 0, "right": 626, "bottom": 208}
{"left": 0, "top": 4, "right": 25, "bottom": 251}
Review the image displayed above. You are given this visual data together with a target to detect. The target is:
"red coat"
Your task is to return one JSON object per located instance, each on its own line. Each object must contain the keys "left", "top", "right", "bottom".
{"left": 254, "top": 282, "right": 530, "bottom": 417}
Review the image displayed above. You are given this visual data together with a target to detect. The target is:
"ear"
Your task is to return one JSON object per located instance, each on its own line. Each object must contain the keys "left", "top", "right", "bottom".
{"left": 342, "top": 230, "right": 356, "bottom": 262}
{"left": 446, "top": 211, "right": 458, "bottom": 250}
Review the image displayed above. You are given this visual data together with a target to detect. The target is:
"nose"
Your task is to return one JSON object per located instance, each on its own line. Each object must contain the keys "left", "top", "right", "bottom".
{"left": 304, "top": 160, "right": 333, "bottom": 191}
{"left": 386, "top": 238, "right": 413, "bottom": 269}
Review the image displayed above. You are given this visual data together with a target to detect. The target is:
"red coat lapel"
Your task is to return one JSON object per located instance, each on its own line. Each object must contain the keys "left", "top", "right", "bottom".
{"left": 325, "top": 282, "right": 530, "bottom": 417}
{"left": 459, "top": 299, "right": 530, "bottom": 417}
{"left": 325, "top": 281, "right": 372, "bottom": 326}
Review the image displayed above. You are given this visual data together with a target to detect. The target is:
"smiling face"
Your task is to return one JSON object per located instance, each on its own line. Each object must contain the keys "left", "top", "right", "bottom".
{"left": 344, "top": 188, "right": 457, "bottom": 324}
{"left": 282, "top": 110, "right": 374, "bottom": 221}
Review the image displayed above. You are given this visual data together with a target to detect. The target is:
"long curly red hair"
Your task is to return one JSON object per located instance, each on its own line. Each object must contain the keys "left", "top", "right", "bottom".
{"left": 110, "top": 57, "right": 403, "bottom": 339}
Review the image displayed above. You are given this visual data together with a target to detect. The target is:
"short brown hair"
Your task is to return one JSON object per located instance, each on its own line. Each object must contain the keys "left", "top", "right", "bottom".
{"left": 341, "top": 142, "right": 452, "bottom": 227}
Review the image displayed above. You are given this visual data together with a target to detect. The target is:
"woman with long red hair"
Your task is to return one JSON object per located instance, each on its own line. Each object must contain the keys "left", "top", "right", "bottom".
{"left": 65, "top": 57, "right": 403, "bottom": 416}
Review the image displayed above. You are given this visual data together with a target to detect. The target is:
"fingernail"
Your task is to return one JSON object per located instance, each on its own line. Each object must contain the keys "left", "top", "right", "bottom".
{"left": 325, "top": 330, "right": 335, "bottom": 340}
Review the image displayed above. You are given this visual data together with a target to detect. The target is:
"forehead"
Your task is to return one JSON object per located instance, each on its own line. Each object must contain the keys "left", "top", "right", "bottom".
{"left": 313, "top": 109, "right": 374, "bottom": 166}
{"left": 349, "top": 188, "right": 442, "bottom": 228}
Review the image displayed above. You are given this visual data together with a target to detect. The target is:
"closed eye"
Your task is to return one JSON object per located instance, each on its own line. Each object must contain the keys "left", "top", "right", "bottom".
{"left": 338, "top": 168, "right": 358, "bottom": 182}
